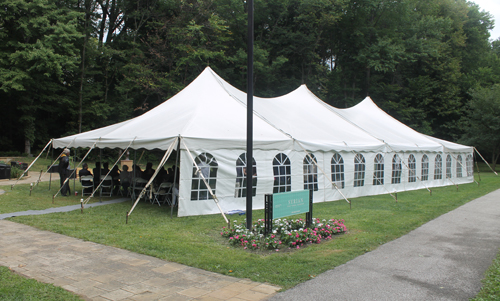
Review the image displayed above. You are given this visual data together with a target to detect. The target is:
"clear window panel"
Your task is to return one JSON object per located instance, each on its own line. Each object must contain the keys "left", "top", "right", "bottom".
{"left": 303, "top": 154, "right": 318, "bottom": 191}
{"left": 408, "top": 154, "right": 416, "bottom": 183}
{"left": 466, "top": 154, "right": 473, "bottom": 176}
{"left": 191, "top": 152, "right": 218, "bottom": 201}
{"left": 331, "top": 153, "right": 345, "bottom": 189}
{"left": 273, "top": 153, "right": 291, "bottom": 193}
{"left": 373, "top": 153, "right": 384, "bottom": 185}
{"left": 391, "top": 154, "right": 402, "bottom": 184}
{"left": 456, "top": 155, "right": 463, "bottom": 178}
{"left": 354, "top": 154, "right": 365, "bottom": 187}
{"left": 434, "top": 154, "right": 443, "bottom": 180}
{"left": 235, "top": 153, "right": 257, "bottom": 198}
{"left": 421, "top": 154, "right": 429, "bottom": 181}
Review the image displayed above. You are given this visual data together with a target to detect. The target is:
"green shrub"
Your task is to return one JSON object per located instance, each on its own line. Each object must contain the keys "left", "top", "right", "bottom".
{"left": 9, "top": 167, "right": 23, "bottom": 179}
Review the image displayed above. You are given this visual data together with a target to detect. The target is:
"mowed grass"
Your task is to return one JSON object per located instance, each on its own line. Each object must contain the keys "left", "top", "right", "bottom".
{"left": 0, "top": 180, "right": 114, "bottom": 214}
{"left": 0, "top": 266, "right": 83, "bottom": 301}
{"left": 2, "top": 171, "right": 499, "bottom": 289}
{"left": 472, "top": 248, "right": 500, "bottom": 301}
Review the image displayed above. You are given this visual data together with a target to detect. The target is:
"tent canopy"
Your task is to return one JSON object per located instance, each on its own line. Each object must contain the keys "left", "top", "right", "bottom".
{"left": 54, "top": 67, "right": 293, "bottom": 151}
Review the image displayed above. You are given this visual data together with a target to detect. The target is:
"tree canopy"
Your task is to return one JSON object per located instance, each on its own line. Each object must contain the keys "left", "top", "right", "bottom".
{"left": 0, "top": 0, "right": 498, "bottom": 157}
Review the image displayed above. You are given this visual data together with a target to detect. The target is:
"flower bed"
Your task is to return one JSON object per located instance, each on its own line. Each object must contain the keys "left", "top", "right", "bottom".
{"left": 221, "top": 218, "right": 347, "bottom": 251}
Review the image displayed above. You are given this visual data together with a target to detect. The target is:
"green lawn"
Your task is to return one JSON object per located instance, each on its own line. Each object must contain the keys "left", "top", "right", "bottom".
{"left": 0, "top": 266, "right": 83, "bottom": 301}
{"left": 472, "top": 248, "right": 500, "bottom": 301}
{"left": 2, "top": 171, "right": 499, "bottom": 290}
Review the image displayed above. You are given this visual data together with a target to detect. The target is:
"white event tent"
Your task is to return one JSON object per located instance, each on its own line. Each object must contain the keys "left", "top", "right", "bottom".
{"left": 52, "top": 67, "right": 474, "bottom": 217}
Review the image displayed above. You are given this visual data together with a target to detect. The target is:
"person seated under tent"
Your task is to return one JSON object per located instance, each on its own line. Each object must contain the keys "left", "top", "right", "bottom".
{"left": 101, "top": 162, "right": 110, "bottom": 176}
{"left": 142, "top": 162, "right": 155, "bottom": 181}
{"left": 132, "top": 164, "right": 143, "bottom": 179}
{"left": 110, "top": 165, "right": 121, "bottom": 195}
{"left": 155, "top": 165, "right": 168, "bottom": 186}
{"left": 120, "top": 165, "right": 132, "bottom": 196}
{"left": 79, "top": 163, "right": 93, "bottom": 194}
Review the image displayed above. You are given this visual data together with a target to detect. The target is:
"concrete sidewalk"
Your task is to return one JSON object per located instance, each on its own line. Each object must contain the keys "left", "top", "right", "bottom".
{"left": 0, "top": 220, "right": 280, "bottom": 300}
{"left": 0, "top": 198, "right": 129, "bottom": 220}
{"left": 270, "top": 189, "right": 500, "bottom": 301}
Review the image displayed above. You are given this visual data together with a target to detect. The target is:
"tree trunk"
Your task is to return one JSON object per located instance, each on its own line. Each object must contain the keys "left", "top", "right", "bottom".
{"left": 78, "top": 1, "right": 91, "bottom": 133}
{"left": 492, "top": 152, "right": 499, "bottom": 171}
{"left": 24, "top": 138, "right": 31, "bottom": 156}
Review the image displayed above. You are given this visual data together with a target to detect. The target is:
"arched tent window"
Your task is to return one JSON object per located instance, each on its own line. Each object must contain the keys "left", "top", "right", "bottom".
{"left": 191, "top": 152, "right": 218, "bottom": 200}
{"left": 421, "top": 155, "right": 429, "bottom": 181}
{"left": 354, "top": 154, "right": 365, "bottom": 187}
{"left": 456, "top": 155, "right": 463, "bottom": 178}
{"left": 466, "top": 154, "right": 473, "bottom": 176}
{"left": 331, "top": 153, "right": 345, "bottom": 189}
{"left": 434, "top": 154, "right": 443, "bottom": 180}
{"left": 373, "top": 154, "right": 384, "bottom": 185}
{"left": 303, "top": 154, "right": 318, "bottom": 191}
{"left": 446, "top": 155, "right": 452, "bottom": 179}
{"left": 235, "top": 153, "right": 257, "bottom": 198}
{"left": 273, "top": 153, "right": 291, "bottom": 193}
{"left": 408, "top": 154, "right": 416, "bottom": 183}
{"left": 391, "top": 155, "right": 402, "bottom": 184}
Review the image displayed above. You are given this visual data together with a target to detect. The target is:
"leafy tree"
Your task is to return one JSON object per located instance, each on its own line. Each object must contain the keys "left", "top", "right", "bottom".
{"left": 462, "top": 84, "right": 500, "bottom": 170}
{"left": 0, "top": 0, "right": 83, "bottom": 154}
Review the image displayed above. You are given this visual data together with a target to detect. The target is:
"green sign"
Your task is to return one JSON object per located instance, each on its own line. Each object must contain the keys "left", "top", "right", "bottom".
{"left": 272, "top": 190, "right": 310, "bottom": 219}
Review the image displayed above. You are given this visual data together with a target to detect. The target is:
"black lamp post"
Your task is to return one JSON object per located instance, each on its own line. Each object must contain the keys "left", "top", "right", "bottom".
{"left": 246, "top": 0, "right": 254, "bottom": 230}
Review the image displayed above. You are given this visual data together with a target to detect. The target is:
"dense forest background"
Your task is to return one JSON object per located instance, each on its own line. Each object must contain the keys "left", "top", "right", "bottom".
{"left": 1, "top": 0, "right": 499, "bottom": 161}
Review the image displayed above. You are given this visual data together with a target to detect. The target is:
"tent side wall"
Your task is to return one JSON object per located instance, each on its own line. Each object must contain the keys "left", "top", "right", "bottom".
{"left": 177, "top": 146, "right": 474, "bottom": 217}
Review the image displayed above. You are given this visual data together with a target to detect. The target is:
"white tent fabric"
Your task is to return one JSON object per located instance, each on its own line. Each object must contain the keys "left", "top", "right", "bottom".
{"left": 54, "top": 68, "right": 293, "bottom": 151}
{"left": 326, "top": 97, "right": 445, "bottom": 152}
{"left": 53, "top": 67, "right": 473, "bottom": 217}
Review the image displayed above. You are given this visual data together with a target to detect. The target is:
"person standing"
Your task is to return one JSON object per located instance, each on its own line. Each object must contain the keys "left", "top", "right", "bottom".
{"left": 58, "top": 148, "right": 71, "bottom": 196}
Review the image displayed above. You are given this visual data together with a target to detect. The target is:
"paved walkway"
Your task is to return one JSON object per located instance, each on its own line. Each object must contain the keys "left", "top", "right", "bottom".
{"left": 0, "top": 199, "right": 129, "bottom": 220}
{"left": 0, "top": 220, "right": 279, "bottom": 301}
{"left": 270, "top": 189, "right": 500, "bottom": 301}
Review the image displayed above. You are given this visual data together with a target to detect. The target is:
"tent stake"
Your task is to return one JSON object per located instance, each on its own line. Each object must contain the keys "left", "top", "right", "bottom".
{"left": 29, "top": 183, "right": 33, "bottom": 196}
{"left": 81, "top": 199, "right": 84, "bottom": 214}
